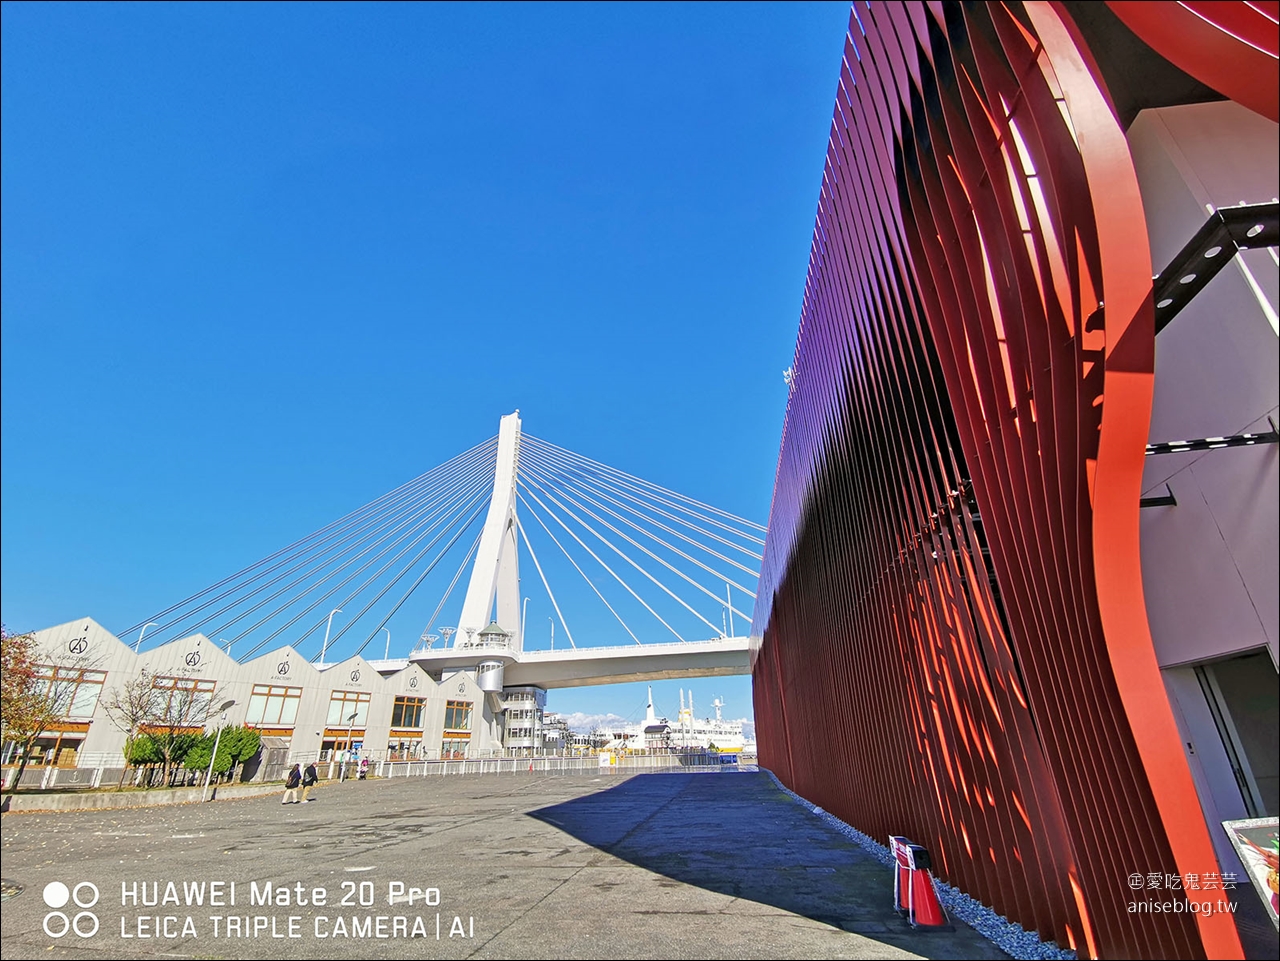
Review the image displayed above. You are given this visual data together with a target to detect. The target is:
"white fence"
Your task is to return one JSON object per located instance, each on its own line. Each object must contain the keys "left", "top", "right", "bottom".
{"left": 2, "top": 751, "right": 755, "bottom": 792}
{"left": 375, "top": 752, "right": 738, "bottom": 778}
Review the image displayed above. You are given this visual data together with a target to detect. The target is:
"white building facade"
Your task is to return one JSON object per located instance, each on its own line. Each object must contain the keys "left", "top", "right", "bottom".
{"left": 4, "top": 617, "right": 508, "bottom": 771}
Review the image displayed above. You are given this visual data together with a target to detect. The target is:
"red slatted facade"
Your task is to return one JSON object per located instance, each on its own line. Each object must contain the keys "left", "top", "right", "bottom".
{"left": 750, "top": 3, "right": 1264, "bottom": 958}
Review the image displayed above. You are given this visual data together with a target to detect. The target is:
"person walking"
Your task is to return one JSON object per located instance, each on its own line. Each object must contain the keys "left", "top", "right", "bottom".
{"left": 282, "top": 763, "right": 302, "bottom": 804}
{"left": 301, "top": 761, "right": 318, "bottom": 802}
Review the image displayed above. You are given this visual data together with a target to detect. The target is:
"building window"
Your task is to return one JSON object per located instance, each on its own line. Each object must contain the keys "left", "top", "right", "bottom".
{"left": 444, "top": 700, "right": 472, "bottom": 732}
{"left": 246, "top": 685, "right": 302, "bottom": 726}
{"left": 387, "top": 737, "right": 424, "bottom": 761}
{"left": 152, "top": 676, "right": 216, "bottom": 719}
{"left": 440, "top": 738, "right": 469, "bottom": 759}
{"left": 36, "top": 666, "right": 107, "bottom": 718}
{"left": 1196, "top": 650, "right": 1279, "bottom": 818}
{"left": 326, "top": 690, "right": 371, "bottom": 727}
{"left": 391, "top": 696, "right": 425, "bottom": 729}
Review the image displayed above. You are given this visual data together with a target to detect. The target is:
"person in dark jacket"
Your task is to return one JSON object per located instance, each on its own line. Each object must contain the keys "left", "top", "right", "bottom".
{"left": 301, "top": 762, "right": 318, "bottom": 802}
{"left": 282, "top": 764, "right": 302, "bottom": 804}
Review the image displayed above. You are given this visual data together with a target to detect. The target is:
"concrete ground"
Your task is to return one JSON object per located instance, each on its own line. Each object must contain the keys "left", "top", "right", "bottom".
{"left": 0, "top": 770, "right": 1007, "bottom": 960}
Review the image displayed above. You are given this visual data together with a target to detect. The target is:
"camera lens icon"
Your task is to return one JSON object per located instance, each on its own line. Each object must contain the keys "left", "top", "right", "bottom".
{"left": 42, "top": 881, "right": 99, "bottom": 938}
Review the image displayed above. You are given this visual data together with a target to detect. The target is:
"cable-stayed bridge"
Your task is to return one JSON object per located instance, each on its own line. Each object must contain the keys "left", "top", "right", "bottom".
{"left": 118, "top": 411, "right": 760, "bottom": 694}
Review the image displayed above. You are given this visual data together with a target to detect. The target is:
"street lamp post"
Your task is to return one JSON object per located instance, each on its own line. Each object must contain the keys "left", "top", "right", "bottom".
{"left": 135, "top": 622, "right": 159, "bottom": 653}
{"left": 341, "top": 710, "right": 358, "bottom": 781}
{"left": 383, "top": 627, "right": 391, "bottom": 661}
{"left": 320, "top": 608, "right": 342, "bottom": 666}
{"left": 200, "top": 699, "right": 237, "bottom": 803}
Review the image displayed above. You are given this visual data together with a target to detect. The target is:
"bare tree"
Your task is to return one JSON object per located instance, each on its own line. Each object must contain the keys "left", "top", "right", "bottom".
{"left": 1, "top": 628, "right": 85, "bottom": 796}
{"left": 147, "top": 677, "right": 220, "bottom": 787}
{"left": 101, "top": 667, "right": 163, "bottom": 789}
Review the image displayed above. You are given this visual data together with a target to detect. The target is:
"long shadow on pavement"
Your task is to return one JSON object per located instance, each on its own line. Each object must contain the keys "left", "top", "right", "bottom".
{"left": 528, "top": 771, "right": 1007, "bottom": 960}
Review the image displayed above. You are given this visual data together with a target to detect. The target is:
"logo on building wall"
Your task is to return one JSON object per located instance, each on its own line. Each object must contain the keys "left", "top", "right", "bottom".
{"left": 185, "top": 652, "right": 202, "bottom": 668}
{"left": 67, "top": 637, "right": 89, "bottom": 656}
{"left": 42, "top": 881, "right": 99, "bottom": 938}
{"left": 409, "top": 675, "right": 419, "bottom": 689}
{"left": 349, "top": 669, "right": 361, "bottom": 683}
{"left": 277, "top": 660, "right": 290, "bottom": 676}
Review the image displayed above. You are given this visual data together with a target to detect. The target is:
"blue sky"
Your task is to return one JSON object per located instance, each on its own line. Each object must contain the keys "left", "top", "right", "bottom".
{"left": 1, "top": 1, "right": 849, "bottom": 726}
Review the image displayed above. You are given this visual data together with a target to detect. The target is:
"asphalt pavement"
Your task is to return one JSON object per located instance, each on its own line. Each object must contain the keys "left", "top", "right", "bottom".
{"left": 0, "top": 770, "right": 1008, "bottom": 959}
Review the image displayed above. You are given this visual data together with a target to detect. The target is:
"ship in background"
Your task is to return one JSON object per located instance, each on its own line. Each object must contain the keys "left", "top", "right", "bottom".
{"left": 612, "top": 687, "right": 746, "bottom": 756}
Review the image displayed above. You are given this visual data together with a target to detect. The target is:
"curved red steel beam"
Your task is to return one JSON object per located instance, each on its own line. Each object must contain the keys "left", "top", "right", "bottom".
{"left": 1106, "top": 0, "right": 1279, "bottom": 121}
{"left": 751, "top": 3, "right": 1254, "bottom": 957}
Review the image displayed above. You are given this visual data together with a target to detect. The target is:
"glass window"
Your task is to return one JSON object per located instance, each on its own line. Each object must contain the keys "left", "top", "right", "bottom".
{"left": 246, "top": 685, "right": 302, "bottom": 727}
{"left": 391, "top": 696, "right": 425, "bottom": 728}
{"left": 327, "top": 690, "right": 370, "bottom": 727}
{"left": 151, "top": 676, "right": 216, "bottom": 723}
{"left": 445, "top": 700, "right": 472, "bottom": 731}
{"left": 35, "top": 666, "right": 107, "bottom": 718}
{"left": 69, "top": 682, "right": 101, "bottom": 718}
{"left": 440, "top": 740, "right": 469, "bottom": 759}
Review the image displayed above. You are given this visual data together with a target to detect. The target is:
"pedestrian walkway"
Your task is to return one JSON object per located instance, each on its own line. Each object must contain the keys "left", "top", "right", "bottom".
{"left": 0, "top": 770, "right": 1006, "bottom": 959}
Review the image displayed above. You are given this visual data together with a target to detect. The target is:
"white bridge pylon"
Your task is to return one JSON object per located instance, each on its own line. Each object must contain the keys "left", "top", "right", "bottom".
{"left": 451, "top": 410, "right": 523, "bottom": 691}
{"left": 415, "top": 410, "right": 755, "bottom": 690}
{"left": 115, "top": 410, "right": 761, "bottom": 689}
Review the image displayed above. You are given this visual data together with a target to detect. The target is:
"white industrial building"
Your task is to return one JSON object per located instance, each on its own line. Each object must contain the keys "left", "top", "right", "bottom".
{"left": 6, "top": 616, "right": 509, "bottom": 770}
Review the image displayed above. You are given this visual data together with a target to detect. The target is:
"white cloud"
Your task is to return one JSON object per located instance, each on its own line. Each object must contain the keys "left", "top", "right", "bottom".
{"left": 560, "top": 711, "right": 631, "bottom": 734}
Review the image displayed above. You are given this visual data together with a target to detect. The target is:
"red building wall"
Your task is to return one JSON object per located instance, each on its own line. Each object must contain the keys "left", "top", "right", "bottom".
{"left": 750, "top": 3, "right": 1271, "bottom": 957}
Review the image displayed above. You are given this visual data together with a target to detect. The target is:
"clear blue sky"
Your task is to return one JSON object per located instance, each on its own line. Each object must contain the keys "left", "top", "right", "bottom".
{"left": 1, "top": 1, "right": 849, "bottom": 726}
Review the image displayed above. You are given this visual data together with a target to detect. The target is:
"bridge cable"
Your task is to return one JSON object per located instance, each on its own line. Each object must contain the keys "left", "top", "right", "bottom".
{"left": 127, "top": 438, "right": 497, "bottom": 649}
{"left": 516, "top": 491, "right": 641, "bottom": 646}
{"left": 118, "top": 436, "right": 497, "bottom": 640}
{"left": 522, "top": 439, "right": 763, "bottom": 556}
{"left": 224, "top": 454, "right": 497, "bottom": 658}
{"left": 348, "top": 500, "right": 491, "bottom": 660}
{"left": 520, "top": 455, "right": 755, "bottom": 626}
{"left": 517, "top": 477, "right": 687, "bottom": 642}
{"left": 514, "top": 514, "right": 581, "bottom": 650}
{"left": 132, "top": 444, "right": 493, "bottom": 649}
{"left": 312, "top": 482, "right": 495, "bottom": 660}
{"left": 416, "top": 528, "right": 485, "bottom": 652}
{"left": 513, "top": 514, "right": 577, "bottom": 649}
{"left": 522, "top": 435, "right": 766, "bottom": 535}
{"left": 235, "top": 463, "right": 494, "bottom": 661}
{"left": 518, "top": 470, "right": 721, "bottom": 637}
{"left": 176, "top": 453, "right": 496, "bottom": 644}
{"left": 521, "top": 445, "right": 762, "bottom": 589}
{"left": 169, "top": 450, "right": 495, "bottom": 656}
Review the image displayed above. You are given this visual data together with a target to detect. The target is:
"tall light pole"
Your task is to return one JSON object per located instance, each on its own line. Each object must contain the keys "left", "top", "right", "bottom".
{"left": 341, "top": 710, "right": 359, "bottom": 781}
{"left": 200, "top": 699, "right": 237, "bottom": 802}
{"left": 135, "top": 622, "right": 159, "bottom": 653}
{"left": 320, "top": 608, "right": 342, "bottom": 666}
{"left": 383, "top": 628, "right": 391, "bottom": 661}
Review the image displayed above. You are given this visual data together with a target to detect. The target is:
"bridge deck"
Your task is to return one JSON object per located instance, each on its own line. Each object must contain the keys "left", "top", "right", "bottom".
{"left": 408, "top": 636, "right": 752, "bottom": 688}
